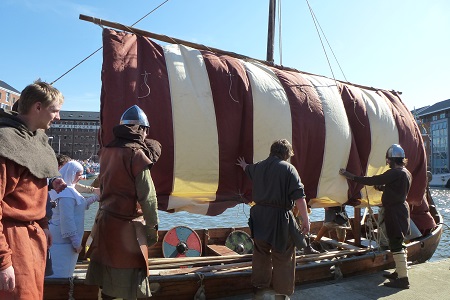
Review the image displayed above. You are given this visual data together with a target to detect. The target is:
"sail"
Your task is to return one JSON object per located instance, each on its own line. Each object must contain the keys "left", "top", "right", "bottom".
{"left": 100, "top": 28, "right": 427, "bottom": 215}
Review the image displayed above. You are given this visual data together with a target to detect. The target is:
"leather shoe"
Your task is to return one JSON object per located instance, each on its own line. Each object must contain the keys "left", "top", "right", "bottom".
{"left": 383, "top": 277, "right": 410, "bottom": 289}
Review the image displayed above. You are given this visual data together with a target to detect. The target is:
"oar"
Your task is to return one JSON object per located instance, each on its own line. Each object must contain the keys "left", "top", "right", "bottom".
{"left": 157, "top": 261, "right": 252, "bottom": 276}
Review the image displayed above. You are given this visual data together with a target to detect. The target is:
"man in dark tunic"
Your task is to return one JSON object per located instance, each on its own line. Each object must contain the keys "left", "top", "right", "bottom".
{"left": 340, "top": 144, "right": 412, "bottom": 289}
{"left": 237, "top": 139, "right": 310, "bottom": 299}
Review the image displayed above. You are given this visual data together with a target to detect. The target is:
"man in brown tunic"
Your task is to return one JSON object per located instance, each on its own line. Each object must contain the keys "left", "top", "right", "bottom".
{"left": 340, "top": 144, "right": 412, "bottom": 289}
{"left": 85, "top": 105, "right": 159, "bottom": 299}
{"left": 0, "top": 81, "right": 65, "bottom": 299}
{"left": 237, "top": 139, "right": 310, "bottom": 299}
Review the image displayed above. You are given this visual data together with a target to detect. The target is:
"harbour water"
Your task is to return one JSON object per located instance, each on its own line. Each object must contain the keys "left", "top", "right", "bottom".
{"left": 84, "top": 188, "right": 449, "bottom": 262}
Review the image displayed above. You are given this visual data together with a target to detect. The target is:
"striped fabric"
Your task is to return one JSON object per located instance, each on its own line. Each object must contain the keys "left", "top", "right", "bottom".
{"left": 100, "top": 29, "right": 427, "bottom": 215}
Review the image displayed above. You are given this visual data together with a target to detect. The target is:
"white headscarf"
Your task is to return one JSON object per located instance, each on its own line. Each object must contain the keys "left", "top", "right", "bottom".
{"left": 49, "top": 160, "right": 85, "bottom": 205}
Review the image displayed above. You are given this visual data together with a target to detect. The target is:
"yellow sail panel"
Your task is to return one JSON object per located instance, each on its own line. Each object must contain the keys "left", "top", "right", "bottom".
{"left": 163, "top": 44, "right": 219, "bottom": 202}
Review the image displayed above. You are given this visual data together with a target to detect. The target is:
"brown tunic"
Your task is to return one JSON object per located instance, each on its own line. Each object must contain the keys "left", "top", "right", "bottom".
{"left": 85, "top": 146, "right": 158, "bottom": 299}
{"left": 0, "top": 158, "right": 48, "bottom": 300}
{"left": 353, "top": 167, "right": 412, "bottom": 239}
{"left": 87, "top": 147, "right": 152, "bottom": 268}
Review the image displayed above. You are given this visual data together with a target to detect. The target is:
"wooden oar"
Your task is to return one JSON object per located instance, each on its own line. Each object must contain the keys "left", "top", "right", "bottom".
{"left": 149, "top": 253, "right": 252, "bottom": 265}
{"left": 76, "top": 245, "right": 370, "bottom": 270}
{"left": 297, "top": 248, "right": 370, "bottom": 263}
{"left": 157, "top": 261, "right": 252, "bottom": 276}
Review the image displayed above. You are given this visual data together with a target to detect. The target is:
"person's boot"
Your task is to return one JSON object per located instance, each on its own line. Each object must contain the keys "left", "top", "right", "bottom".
{"left": 382, "top": 271, "right": 398, "bottom": 280}
{"left": 383, "top": 277, "right": 410, "bottom": 289}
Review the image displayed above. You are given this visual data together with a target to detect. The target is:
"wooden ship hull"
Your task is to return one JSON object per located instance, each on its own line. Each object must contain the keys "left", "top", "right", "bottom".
{"left": 43, "top": 5, "right": 442, "bottom": 299}
{"left": 43, "top": 204, "right": 443, "bottom": 300}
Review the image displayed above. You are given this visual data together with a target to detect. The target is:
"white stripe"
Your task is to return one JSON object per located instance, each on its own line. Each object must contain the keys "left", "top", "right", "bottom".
{"left": 163, "top": 44, "right": 218, "bottom": 214}
{"left": 243, "top": 61, "right": 292, "bottom": 162}
{"left": 304, "top": 75, "right": 351, "bottom": 205}
{"left": 360, "top": 89, "right": 398, "bottom": 205}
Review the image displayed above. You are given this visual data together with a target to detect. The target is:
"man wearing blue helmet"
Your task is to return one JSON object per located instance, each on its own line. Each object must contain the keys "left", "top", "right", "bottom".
{"left": 85, "top": 105, "right": 159, "bottom": 299}
{"left": 339, "top": 144, "right": 412, "bottom": 289}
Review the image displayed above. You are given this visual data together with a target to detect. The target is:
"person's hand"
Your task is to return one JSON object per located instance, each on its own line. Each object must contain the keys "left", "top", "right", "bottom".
{"left": 301, "top": 219, "right": 310, "bottom": 235}
{"left": 236, "top": 157, "right": 248, "bottom": 171}
{"left": 43, "top": 228, "right": 53, "bottom": 248}
{"left": 93, "top": 187, "right": 101, "bottom": 196}
{"left": 0, "top": 265, "right": 15, "bottom": 292}
{"left": 52, "top": 178, "right": 67, "bottom": 193}
{"left": 74, "top": 245, "right": 83, "bottom": 253}
{"left": 339, "top": 168, "right": 355, "bottom": 180}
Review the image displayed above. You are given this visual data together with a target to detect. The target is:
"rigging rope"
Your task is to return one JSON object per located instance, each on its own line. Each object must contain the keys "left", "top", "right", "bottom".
{"left": 50, "top": 0, "right": 171, "bottom": 85}
{"left": 304, "top": 0, "right": 348, "bottom": 83}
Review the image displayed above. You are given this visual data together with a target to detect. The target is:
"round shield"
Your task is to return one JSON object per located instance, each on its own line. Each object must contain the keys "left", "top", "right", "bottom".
{"left": 225, "top": 230, "right": 253, "bottom": 254}
{"left": 162, "top": 226, "right": 202, "bottom": 258}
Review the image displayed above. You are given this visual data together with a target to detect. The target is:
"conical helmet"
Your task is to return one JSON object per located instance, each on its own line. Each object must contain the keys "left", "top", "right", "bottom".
{"left": 119, "top": 105, "right": 149, "bottom": 127}
{"left": 386, "top": 144, "right": 405, "bottom": 159}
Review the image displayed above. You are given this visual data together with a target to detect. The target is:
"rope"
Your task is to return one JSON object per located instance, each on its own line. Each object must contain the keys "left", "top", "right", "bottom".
{"left": 68, "top": 276, "right": 75, "bottom": 300}
{"left": 304, "top": 0, "right": 348, "bottom": 84}
{"left": 51, "top": 0, "right": 171, "bottom": 85}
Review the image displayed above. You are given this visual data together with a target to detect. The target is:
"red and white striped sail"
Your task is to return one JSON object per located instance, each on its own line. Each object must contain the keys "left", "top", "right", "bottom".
{"left": 100, "top": 29, "right": 427, "bottom": 216}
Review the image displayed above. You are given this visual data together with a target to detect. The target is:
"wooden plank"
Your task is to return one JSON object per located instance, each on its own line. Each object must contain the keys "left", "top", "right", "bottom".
{"left": 207, "top": 244, "right": 239, "bottom": 256}
{"left": 319, "top": 236, "right": 362, "bottom": 250}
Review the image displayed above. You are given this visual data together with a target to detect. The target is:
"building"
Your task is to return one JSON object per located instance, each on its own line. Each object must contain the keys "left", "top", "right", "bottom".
{"left": 0, "top": 80, "right": 20, "bottom": 110}
{"left": 46, "top": 111, "right": 100, "bottom": 162}
{"left": 413, "top": 99, "right": 450, "bottom": 175}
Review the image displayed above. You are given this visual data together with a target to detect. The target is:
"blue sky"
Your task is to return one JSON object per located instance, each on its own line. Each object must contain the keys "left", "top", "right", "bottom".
{"left": 1, "top": 0, "right": 449, "bottom": 112}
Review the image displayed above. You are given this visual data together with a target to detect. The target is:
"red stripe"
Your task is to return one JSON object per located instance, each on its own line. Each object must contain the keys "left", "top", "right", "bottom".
{"left": 339, "top": 83, "right": 373, "bottom": 203}
{"left": 101, "top": 29, "right": 174, "bottom": 210}
{"left": 201, "top": 52, "right": 254, "bottom": 215}
{"left": 273, "top": 69, "right": 325, "bottom": 201}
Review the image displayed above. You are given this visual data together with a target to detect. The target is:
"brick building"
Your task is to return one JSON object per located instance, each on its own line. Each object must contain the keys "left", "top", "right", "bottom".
{"left": 46, "top": 111, "right": 100, "bottom": 162}
{"left": 0, "top": 80, "right": 20, "bottom": 110}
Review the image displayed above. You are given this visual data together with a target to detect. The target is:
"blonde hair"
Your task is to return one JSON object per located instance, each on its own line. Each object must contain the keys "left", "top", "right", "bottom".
{"left": 18, "top": 80, "right": 64, "bottom": 114}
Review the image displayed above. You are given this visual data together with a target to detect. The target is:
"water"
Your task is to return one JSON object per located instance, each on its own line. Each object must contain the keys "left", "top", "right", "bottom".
{"left": 83, "top": 188, "right": 449, "bottom": 262}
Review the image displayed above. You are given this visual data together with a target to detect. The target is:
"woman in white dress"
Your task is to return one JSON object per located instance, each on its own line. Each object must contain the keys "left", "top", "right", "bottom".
{"left": 47, "top": 160, "right": 99, "bottom": 278}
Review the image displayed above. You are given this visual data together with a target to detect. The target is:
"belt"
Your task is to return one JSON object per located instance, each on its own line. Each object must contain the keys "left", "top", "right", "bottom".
{"left": 2, "top": 218, "right": 35, "bottom": 225}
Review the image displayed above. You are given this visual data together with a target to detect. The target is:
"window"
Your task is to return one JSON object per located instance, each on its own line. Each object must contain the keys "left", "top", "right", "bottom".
{"left": 440, "top": 113, "right": 446, "bottom": 119}
{"left": 431, "top": 120, "right": 449, "bottom": 174}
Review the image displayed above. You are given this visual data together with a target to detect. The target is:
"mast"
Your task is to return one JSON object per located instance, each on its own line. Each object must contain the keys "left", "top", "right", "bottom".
{"left": 266, "top": 0, "right": 276, "bottom": 64}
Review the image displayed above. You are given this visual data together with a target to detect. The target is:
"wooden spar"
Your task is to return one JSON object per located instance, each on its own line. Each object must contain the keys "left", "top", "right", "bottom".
{"left": 79, "top": 14, "right": 398, "bottom": 93}
{"left": 79, "top": 14, "right": 266, "bottom": 65}
{"left": 266, "top": 0, "right": 276, "bottom": 63}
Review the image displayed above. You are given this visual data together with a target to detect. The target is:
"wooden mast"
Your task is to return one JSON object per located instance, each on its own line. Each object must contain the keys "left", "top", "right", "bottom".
{"left": 266, "top": 0, "right": 276, "bottom": 64}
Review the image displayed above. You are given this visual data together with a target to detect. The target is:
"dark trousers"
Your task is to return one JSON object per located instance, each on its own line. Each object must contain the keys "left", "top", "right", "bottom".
{"left": 251, "top": 239, "right": 296, "bottom": 295}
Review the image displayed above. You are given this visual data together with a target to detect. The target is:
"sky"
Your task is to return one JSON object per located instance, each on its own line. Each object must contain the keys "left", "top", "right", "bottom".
{"left": 1, "top": 0, "right": 449, "bottom": 112}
